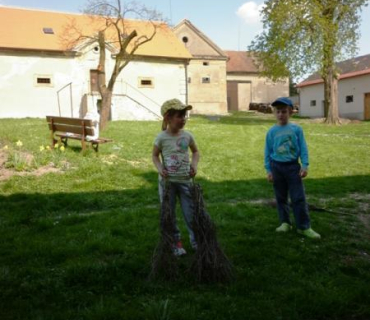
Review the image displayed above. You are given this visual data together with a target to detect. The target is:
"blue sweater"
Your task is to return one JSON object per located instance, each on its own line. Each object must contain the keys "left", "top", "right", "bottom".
{"left": 264, "top": 123, "right": 309, "bottom": 173}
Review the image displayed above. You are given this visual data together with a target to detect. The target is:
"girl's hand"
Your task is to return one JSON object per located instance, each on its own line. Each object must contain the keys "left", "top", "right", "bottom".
{"left": 159, "top": 168, "right": 168, "bottom": 178}
{"left": 300, "top": 169, "right": 308, "bottom": 178}
{"left": 190, "top": 165, "right": 197, "bottom": 177}
{"left": 267, "top": 173, "right": 273, "bottom": 183}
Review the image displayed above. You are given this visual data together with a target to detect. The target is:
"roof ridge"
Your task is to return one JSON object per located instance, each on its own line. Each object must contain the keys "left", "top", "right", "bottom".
{"left": 0, "top": 5, "right": 83, "bottom": 16}
{"left": 0, "top": 5, "right": 161, "bottom": 23}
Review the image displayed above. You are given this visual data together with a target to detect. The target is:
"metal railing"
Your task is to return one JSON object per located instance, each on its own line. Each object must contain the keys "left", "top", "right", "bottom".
{"left": 56, "top": 82, "right": 73, "bottom": 117}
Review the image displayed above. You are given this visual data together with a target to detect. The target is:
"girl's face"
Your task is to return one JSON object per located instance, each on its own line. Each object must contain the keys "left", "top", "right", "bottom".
{"left": 167, "top": 110, "right": 187, "bottom": 131}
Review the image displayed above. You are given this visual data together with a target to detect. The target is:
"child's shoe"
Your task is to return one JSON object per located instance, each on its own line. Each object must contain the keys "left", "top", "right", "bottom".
{"left": 297, "top": 228, "right": 321, "bottom": 239}
{"left": 275, "top": 222, "right": 292, "bottom": 232}
{"left": 173, "top": 241, "right": 187, "bottom": 256}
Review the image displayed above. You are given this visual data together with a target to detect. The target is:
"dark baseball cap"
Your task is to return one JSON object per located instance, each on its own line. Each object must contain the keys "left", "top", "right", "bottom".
{"left": 271, "top": 97, "right": 293, "bottom": 108}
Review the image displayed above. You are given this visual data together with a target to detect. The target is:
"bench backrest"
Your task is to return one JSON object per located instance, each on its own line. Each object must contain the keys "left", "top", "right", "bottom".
{"left": 46, "top": 116, "right": 95, "bottom": 136}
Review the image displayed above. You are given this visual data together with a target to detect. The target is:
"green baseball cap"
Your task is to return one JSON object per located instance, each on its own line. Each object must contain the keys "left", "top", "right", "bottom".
{"left": 161, "top": 99, "right": 192, "bottom": 116}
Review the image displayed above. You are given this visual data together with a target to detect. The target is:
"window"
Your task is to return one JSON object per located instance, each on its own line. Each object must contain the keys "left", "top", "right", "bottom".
{"left": 43, "top": 27, "right": 54, "bottom": 34}
{"left": 203, "top": 62, "right": 209, "bottom": 66}
{"left": 34, "top": 75, "right": 53, "bottom": 87}
{"left": 346, "top": 95, "right": 354, "bottom": 103}
{"left": 310, "top": 100, "right": 316, "bottom": 107}
{"left": 138, "top": 77, "right": 154, "bottom": 88}
{"left": 202, "top": 76, "right": 210, "bottom": 84}
{"left": 182, "top": 36, "right": 189, "bottom": 43}
{"left": 37, "top": 78, "right": 51, "bottom": 84}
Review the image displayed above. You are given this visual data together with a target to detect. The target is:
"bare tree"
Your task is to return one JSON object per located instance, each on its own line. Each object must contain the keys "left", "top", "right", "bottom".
{"left": 62, "top": 0, "right": 165, "bottom": 130}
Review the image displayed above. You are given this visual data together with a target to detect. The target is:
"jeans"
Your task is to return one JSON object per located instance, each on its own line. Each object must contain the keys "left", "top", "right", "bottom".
{"left": 159, "top": 180, "right": 196, "bottom": 247}
{"left": 271, "top": 160, "right": 311, "bottom": 230}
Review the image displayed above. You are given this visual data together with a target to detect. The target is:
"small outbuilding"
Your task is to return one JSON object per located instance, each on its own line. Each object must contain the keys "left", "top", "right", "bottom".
{"left": 225, "top": 51, "right": 289, "bottom": 112}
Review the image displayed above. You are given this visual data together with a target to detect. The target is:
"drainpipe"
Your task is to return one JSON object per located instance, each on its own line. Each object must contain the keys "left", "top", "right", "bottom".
{"left": 185, "top": 61, "right": 189, "bottom": 105}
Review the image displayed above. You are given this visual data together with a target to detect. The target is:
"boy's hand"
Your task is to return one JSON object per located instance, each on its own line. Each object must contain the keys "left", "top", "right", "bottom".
{"left": 300, "top": 169, "right": 308, "bottom": 178}
{"left": 267, "top": 173, "right": 273, "bottom": 183}
{"left": 190, "top": 165, "right": 197, "bottom": 177}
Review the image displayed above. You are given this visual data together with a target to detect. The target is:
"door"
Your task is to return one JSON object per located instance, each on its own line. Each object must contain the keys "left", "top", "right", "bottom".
{"left": 227, "top": 82, "right": 238, "bottom": 111}
{"left": 238, "top": 83, "right": 251, "bottom": 111}
{"left": 90, "top": 70, "right": 99, "bottom": 93}
{"left": 365, "top": 93, "right": 370, "bottom": 120}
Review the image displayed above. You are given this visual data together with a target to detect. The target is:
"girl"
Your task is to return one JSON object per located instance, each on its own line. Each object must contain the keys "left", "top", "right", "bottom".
{"left": 152, "top": 99, "right": 200, "bottom": 256}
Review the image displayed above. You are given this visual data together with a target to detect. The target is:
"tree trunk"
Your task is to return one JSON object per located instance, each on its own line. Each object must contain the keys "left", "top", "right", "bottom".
{"left": 100, "top": 90, "right": 113, "bottom": 130}
{"left": 326, "top": 75, "right": 340, "bottom": 124}
{"left": 322, "top": 9, "right": 340, "bottom": 125}
{"left": 324, "top": 67, "right": 340, "bottom": 124}
{"left": 323, "top": 80, "right": 329, "bottom": 118}
{"left": 97, "top": 31, "right": 110, "bottom": 131}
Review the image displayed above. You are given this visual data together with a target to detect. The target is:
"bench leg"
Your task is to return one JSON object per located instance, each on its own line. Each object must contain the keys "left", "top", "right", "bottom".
{"left": 81, "top": 139, "right": 86, "bottom": 152}
{"left": 92, "top": 142, "right": 99, "bottom": 152}
{"left": 51, "top": 133, "right": 57, "bottom": 148}
{"left": 60, "top": 137, "right": 68, "bottom": 147}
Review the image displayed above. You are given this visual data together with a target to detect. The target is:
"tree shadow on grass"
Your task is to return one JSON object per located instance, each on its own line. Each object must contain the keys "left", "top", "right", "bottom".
{"left": 1, "top": 173, "right": 370, "bottom": 320}
{"left": 1, "top": 172, "right": 370, "bottom": 220}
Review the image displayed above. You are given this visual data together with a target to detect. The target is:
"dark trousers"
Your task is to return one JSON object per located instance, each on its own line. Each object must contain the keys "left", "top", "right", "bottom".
{"left": 271, "top": 160, "right": 311, "bottom": 230}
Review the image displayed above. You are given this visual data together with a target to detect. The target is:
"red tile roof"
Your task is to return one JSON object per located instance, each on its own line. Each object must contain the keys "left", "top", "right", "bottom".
{"left": 225, "top": 51, "right": 259, "bottom": 73}
{"left": 0, "top": 6, "right": 192, "bottom": 59}
{"left": 297, "top": 53, "right": 370, "bottom": 87}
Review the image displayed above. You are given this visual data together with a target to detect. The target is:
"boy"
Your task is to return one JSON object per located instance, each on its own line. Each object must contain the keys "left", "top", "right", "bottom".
{"left": 264, "top": 97, "right": 321, "bottom": 239}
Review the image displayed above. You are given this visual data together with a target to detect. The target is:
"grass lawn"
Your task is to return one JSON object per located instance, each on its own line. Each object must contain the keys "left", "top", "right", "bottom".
{"left": 0, "top": 112, "right": 370, "bottom": 320}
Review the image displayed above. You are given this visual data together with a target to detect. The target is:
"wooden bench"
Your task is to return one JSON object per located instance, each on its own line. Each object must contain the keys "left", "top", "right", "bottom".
{"left": 46, "top": 116, "right": 112, "bottom": 152}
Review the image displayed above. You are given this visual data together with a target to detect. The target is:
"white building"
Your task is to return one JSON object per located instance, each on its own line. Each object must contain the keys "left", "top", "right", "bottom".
{"left": 0, "top": 7, "right": 192, "bottom": 120}
{"left": 297, "top": 54, "right": 370, "bottom": 120}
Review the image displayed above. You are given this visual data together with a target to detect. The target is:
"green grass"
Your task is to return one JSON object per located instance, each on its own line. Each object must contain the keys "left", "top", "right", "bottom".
{"left": 1, "top": 113, "right": 370, "bottom": 320}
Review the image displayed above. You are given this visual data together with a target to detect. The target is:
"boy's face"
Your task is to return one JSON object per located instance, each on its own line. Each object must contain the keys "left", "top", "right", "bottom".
{"left": 274, "top": 105, "right": 292, "bottom": 125}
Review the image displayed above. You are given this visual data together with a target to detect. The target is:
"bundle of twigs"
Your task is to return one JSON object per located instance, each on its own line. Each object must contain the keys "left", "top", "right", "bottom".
{"left": 190, "top": 182, "right": 233, "bottom": 283}
{"left": 149, "top": 182, "right": 179, "bottom": 280}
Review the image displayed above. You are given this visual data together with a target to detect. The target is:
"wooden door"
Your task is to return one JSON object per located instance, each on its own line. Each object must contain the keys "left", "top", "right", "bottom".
{"left": 238, "top": 83, "right": 251, "bottom": 111}
{"left": 365, "top": 93, "right": 370, "bottom": 120}
{"left": 227, "top": 82, "right": 238, "bottom": 111}
{"left": 90, "top": 70, "right": 99, "bottom": 93}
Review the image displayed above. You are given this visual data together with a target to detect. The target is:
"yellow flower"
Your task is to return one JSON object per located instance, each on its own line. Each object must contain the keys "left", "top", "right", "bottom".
{"left": 3, "top": 145, "right": 8, "bottom": 150}
{"left": 54, "top": 143, "right": 59, "bottom": 149}
{"left": 60, "top": 146, "right": 65, "bottom": 152}
{"left": 16, "top": 140, "right": 23, "bottom": 147}
{"left": 46, "top": 146, "right": 51, "bottom": 150}
{"left": 39, "top": 145, "right": 45, "bottom": 152}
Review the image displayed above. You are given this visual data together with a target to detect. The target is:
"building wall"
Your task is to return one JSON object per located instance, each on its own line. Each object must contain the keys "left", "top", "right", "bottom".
{"left": 0, "top": 53, "right": 85, "bottom": 118}
{"left": 226, "top": 73, "right": 289, "bottom": 107}
{"left": 0, "top": 44, "right": 187, "bottom": 120}
{"left": 174, "top": 24, "right": 220, "bottom": 57}
{"left": 298, "top": 84, "right": 325, "bottom": 118}
{"left": 299, "top": 74, "right": 370, "bottom": 120}
{"left": 187, "top": 59, "right": 228, "bottom": 114}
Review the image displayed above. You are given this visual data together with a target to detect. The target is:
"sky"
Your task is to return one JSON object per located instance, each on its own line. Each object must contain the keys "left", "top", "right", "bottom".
{"left": 1, "top": 0, "right": 370, "bottom": 57}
